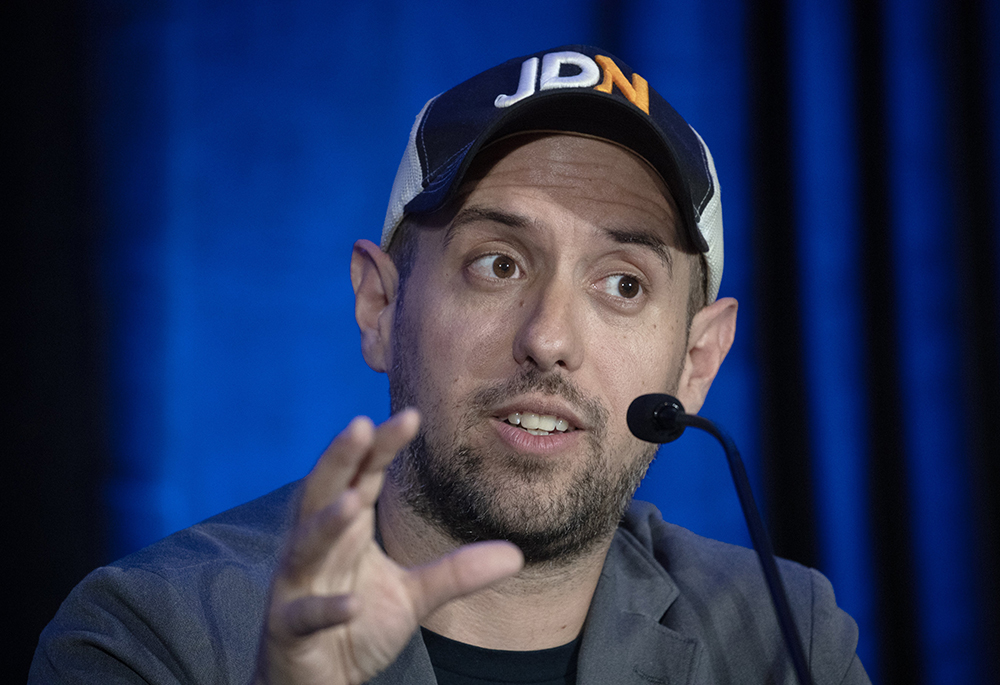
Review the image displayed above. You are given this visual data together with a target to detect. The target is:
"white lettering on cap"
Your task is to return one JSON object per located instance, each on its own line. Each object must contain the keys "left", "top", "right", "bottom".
{"left": 495, "top": 51, "right": 600, "bottom": 108}
{"left": 494, "top": 51, "right": 648, "bottom": 114}
{"left": 494, "top": 57, "right": 538, "bottom": 108}
{"left": 539, "top": 51, "right": 600, "bottom": 90}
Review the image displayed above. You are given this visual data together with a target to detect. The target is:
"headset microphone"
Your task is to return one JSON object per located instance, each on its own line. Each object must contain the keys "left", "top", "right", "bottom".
{"left": 627, "top": 394, "right": 815, "bottom": 685}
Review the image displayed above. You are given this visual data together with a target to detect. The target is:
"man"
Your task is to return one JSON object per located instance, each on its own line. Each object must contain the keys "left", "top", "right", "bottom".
{"left": 31, "top": 46, "right": 869, "bottom": 684}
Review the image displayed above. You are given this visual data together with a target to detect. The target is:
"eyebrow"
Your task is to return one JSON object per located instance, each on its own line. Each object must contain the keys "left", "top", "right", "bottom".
{"left": 443, "top": 206, "right": 531, "bottom": 249}
{"left": 602, "top": 228, "right": 674, "bottom": 273}
{"left": 442, "top": 205, "right": 675, "bottom": 273}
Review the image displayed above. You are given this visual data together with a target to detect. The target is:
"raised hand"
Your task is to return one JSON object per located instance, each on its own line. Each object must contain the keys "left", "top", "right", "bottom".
{"left": 253, "top": 410, "right": 523, "bottom": 685}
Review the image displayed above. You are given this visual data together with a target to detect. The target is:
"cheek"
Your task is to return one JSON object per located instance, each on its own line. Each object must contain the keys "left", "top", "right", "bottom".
{"left": 396, "top": 248, "right": 524, "bottom": 403}
{"left": 418, "top": 292, "right": 518, "bottom": 388}
{"left": 585, "top": 313, "right": 688, "bottom": 426}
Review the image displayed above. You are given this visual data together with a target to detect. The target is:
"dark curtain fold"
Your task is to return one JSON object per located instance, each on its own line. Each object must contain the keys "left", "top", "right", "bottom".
{"left": 9, "top": 0, "right": 109, "bottom": 678}
{"left": 852, "top": 0, "right": 923, "bottom": 681}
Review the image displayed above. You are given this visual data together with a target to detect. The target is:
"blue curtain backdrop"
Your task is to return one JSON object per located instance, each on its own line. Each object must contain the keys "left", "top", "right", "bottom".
{"left": 12, "top": 0, "right": 999, "bottom": 683}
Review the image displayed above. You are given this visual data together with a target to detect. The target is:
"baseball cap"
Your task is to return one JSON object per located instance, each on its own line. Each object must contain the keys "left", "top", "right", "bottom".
{"left": 381, "top": 45, "right": 724, "bottom": 302}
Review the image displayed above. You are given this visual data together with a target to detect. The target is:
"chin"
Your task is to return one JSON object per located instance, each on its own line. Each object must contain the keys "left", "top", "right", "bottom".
{"left": 394, "top": 431, "right": 656, "bottom": 565}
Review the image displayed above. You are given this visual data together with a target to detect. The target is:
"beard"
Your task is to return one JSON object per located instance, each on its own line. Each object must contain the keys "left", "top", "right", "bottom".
{"left": 387, "top": 360, "right": 658, "bottom": 566}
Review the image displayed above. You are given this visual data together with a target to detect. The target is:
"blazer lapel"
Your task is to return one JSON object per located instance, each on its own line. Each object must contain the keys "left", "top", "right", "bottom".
{"left": 576, "top": 531, "right": 709, "bottom": 685}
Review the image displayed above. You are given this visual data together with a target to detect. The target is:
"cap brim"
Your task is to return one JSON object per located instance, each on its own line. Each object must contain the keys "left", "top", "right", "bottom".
{"left": 404, "top": 90, "right": 708, "bottom": 254}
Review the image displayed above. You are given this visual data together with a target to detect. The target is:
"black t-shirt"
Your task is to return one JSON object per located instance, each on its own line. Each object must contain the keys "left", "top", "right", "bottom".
{"left": 421, "top": 627, "right": 580, "bottom": 685}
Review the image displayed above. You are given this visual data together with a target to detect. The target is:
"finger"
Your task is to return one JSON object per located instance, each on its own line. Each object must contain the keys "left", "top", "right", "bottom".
{"left": 277, "top": 594, "right": 360, "bottom": 638}
{"left": 408, "top": 541, "right": 524, "bottom": 619}
{"left": 302, "top": 410, "right": 420, "bottom": 517}
{"left": 283, "top": 489, "right": 364, "bottom": 581}
{"left": 301, "top": 416, "right": 377, "bottom": 517}
{"left": 350, "top": 408, "right": 420, "bottom": 498}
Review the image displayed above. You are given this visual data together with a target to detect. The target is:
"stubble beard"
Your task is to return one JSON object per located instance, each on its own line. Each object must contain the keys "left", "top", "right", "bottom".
{"left": 386, "top": 344, "right": 658, "bottom": 567}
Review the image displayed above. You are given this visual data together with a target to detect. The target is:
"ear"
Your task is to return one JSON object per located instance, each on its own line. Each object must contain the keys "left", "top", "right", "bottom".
{"left": 351, "top": 239, "right": 399, "bottom": 373}
{"left": 674, "top": 297, "right": 738, "bottom": 415}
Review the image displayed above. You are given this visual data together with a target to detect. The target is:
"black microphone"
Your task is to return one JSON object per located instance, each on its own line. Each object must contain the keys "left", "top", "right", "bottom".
{"left": 627, "top": 394, "right": 814, "bottom": 685}
{"left": 626, "top": 393, "right": 687, "bottom": 443}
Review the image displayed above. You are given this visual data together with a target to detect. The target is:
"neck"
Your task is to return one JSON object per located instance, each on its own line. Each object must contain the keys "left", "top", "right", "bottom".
{"left": 377, "top": 481, "right": 613, "bottom": 650}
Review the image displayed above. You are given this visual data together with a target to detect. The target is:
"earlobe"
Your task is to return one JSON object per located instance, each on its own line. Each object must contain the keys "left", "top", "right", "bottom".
{"left": 351, "top": 239, "right": 399, "bottom": 373}
{"left": 675, "top": 297, "right": 738, "bottom": 414}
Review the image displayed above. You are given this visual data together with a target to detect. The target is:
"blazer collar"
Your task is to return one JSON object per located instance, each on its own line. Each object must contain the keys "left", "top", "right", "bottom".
{"left": 576, "top": 527, "right": 708, "bottom": 685}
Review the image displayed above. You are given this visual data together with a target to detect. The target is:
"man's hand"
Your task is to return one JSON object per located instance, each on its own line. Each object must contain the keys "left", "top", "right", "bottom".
{"left": 254, "top": 410, "right": 523, "bottom": 685}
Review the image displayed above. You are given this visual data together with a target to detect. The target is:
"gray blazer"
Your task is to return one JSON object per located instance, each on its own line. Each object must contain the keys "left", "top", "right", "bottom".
{"left": 30, "top": 482, "right": 869, "bottom": 684}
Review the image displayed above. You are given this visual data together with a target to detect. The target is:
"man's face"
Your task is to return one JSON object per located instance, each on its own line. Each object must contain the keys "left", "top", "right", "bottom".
{"left": 385, "top": 133, "right": 698, "bottom": 564}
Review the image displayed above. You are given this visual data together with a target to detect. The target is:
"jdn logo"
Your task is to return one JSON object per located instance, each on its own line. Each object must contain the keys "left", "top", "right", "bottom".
{"left": 494, "top": 51, "right": 649, "bottom": 114}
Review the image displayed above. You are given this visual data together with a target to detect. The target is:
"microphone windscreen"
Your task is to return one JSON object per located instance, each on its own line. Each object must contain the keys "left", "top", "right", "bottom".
{"left": 627, "top": 393, "right": 687, "bottom": 443}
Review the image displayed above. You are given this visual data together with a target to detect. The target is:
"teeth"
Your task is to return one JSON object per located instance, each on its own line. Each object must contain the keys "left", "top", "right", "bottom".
{"left": 537, "top": 415, "right": 556, "bottom": 431}
{"left": 504, "top": 412, "right": 572, "bottom": 433}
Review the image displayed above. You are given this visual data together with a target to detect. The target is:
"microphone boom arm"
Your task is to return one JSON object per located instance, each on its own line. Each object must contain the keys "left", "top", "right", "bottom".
{"left": 628, "top": 394, "right": 814, "bottom": 685}
{"left": 675, "top": 412, "right": 814, "bottom": 685}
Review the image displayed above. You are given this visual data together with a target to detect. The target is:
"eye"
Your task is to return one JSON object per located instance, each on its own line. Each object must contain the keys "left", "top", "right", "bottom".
{"left": 598, "top": 274, "right": 644, "bottom": 299}
{"left": 469, "top": 253, "right": 521, "bottom": 280}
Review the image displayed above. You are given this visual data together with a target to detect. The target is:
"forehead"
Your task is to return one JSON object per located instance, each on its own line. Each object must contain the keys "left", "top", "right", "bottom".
{"left": 453, "top": 133, "right": 681, "bottom": 238}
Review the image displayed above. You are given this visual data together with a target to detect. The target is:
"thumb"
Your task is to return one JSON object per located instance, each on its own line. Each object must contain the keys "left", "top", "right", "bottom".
{"left": 407, "top": 541, "right": 524, "bottom": 618}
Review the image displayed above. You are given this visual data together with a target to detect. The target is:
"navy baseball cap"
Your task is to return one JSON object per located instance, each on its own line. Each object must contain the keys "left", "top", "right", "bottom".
{"left": 382, "top": 45, "right": 724, "bottom": 301}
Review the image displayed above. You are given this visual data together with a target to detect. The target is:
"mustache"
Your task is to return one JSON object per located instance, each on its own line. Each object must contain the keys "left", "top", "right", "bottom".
{"left": 466, "top": 369, "right": 609, "bottom": 434}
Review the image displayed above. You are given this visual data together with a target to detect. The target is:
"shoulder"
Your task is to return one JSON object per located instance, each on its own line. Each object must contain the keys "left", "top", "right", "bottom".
{"left": 620, "top": 499, "right": 815, "bottom": 602}
{"left": 86, "top": 479, "right": 300, "bottom": 609}
{"left": 119, "top": 479, "right": 300, "bottom": 578}
{"left": 613, "top": 500, "right": 870, "bottom": 685}
{"left": 29, "top": 481, "right": 302, "bottom": 685}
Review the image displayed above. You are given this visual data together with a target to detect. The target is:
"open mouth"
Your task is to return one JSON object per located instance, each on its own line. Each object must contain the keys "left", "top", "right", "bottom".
{"left": 503, "top": 412, "right": 575, "bottom": 437}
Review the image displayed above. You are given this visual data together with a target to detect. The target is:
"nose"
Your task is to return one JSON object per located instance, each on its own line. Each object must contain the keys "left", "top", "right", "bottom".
{"left": 512, "top": 279, "right": 584, "bottom": 372}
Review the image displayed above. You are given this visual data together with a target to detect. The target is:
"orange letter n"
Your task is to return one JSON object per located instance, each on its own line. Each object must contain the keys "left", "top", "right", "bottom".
{"left": 593, "top": 55, "right": 649, "bottom": 114}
